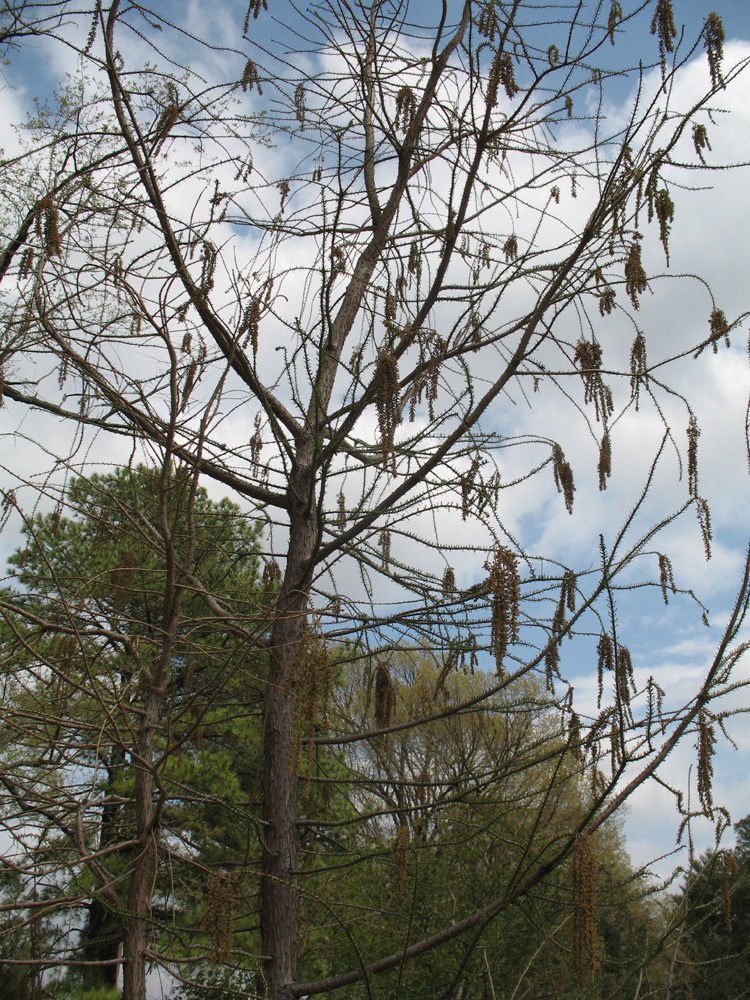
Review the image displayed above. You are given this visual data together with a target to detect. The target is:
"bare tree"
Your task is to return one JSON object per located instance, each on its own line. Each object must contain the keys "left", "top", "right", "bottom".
{"left": 0, "top": 2, "right": 749, "bottom": 998}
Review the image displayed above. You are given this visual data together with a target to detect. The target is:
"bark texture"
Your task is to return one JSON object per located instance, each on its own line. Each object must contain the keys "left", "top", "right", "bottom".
{"left": 261, "top": 457, "right": 317, "bottom": 997}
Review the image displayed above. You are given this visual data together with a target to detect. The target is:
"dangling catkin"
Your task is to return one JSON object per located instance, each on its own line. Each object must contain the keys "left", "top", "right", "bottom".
{"left": 485, "top": 546, "right": 520, "bottom": 674}
{"left": 572, "top": 834, "right": 599, "bottom": 986}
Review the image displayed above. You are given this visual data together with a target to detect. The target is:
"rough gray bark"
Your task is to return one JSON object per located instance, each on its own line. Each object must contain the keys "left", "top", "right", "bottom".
{"left": 121, "top": 688, "right": 161, "bottom": 1000}
{"left": 261, "top": 456, "right": 317, "bottom": 997}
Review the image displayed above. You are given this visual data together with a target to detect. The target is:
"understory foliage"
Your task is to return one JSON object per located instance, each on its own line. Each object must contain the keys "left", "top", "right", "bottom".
{"left": 0, "top": 1, "right": 749, "bottom": 999}
{"left": 0, "top": 468, "right": 271, "bottom": 995}
{"left": 664, "top": 815, "right": 750, "bottom": 1000}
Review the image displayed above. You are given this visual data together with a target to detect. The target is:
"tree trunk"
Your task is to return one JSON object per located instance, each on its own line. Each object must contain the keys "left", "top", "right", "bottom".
{"left": 261, "top": 458, "right": 317, "bottom": 998}
{"left": 80, "top": 898, "right": 121, "bottom": 986}
{"left": 80, "top": 747, "right": 126, "bottom": 985}
{"left": 121, "top": 687, "right": 161, "bottom": 1000}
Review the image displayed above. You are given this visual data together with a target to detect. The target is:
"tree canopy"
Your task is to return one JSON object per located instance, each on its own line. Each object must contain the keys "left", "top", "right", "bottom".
{"left": 0, "top": 2, "right": 749, "bottom": 999}
{"left": 674, "top": 815, "right": 750, "bottom": 1000}
{"left": 0, "top": 467, "right": 269, "bottom": 996}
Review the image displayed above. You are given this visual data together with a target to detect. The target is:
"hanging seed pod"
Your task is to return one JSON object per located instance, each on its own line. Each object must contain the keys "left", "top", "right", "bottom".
{"left": 262, "top": 558, "right": 282, "bottom": 594}
{"left": 658, "top": 552, "right": 676, "bottom": 604}
{"left": 181, "top": 359, "right": 198, "bottom": 411}
{"left": 651, "top": 0, "right": 677, "bottom": 78}
{"left": 83, "top": 0, "right": 101, "bottom": 53}
{"left": 375, "top": 349, "right": 402, "bottom": 467}
{"left": 294, "top": 83, "right": 306, "bottom": 126}
{"left": 562, "top": 569, "right": 577, "bottom": 613}
{"left": 625, "top": 240, "right": 648, "bottom": 309}
{"left": 697, "top": 708, "right": 716, "bottom": 817}
{"left": 552, "top": 444, "right": 575, "bottom": 514}
{"left": 407, "top": 239, "right": 422, "bottom": 283}
{"left": 288, "top": 624, "right": 332, "bottom": 775}
{"left": 19, "top": 246, "right": 34, "bottom": 279}
{"left": 250, "top": 412, "right": 263, "bottom": 468}
{"left": 551, "top": 590, "right": 567, "bottom": 638}
{"left": 550, "top": 568, "right": 577, "bottom": 660}
{"left": 239, "top": 297, "right": 262, "bottom": 358}
{"left": 598, "top": 285, "right": 615, "bottom": 316}
{"left": 240, "top": 59, "right": 262, "bottom": 94}
{"left": 374, "top": 662, "right": 396, "bottom": 729}
{"left": 485, "top": 546, "right": 521, "bottom": 674}
{"left": 708, "top": 308, "right": 731, "bottom": 353}
{"left": 704, "top": 12, "right": 725, "bottom": 88}
{"left": 487, "top": 49, "right": 519, "bottom": 109}
{"left": 568, "top": 711, "right": 583, "bottom": 762}
{"left": 545, "top": 641, "right": 560, "bottom": 692}
{"left": 199, "top": 242, "right": 216, "bottom": 301}
{"left": 598, "top": 433, "right": 611, "bottom": 491}
{"left": 477, "top": 1, "right": 499, "bottom": 41}
{"left": 244, "top": 0, "right": 268, "bottom": 32}
{"left": 608, "top": 1, "right": 623, "bottom": 45}
{"left": 615, "top": 645, "right": 635, "bottom": 713}
{"left": 423, "top": 341, "right": 443, "bottom": 422}
{"left": 692, "top": 122, "right": 711, "bottom": 163}
{"left": 572, "top": 834, "right": 600, "bottom": 987}
{"left": 331, "top": 245, "right": 346, "bottom": 278}
{"left": 645, "top": 677, "right": 666, "bottom": 748}
{"left": 596, "top": 633, "right": 614, "bottom": 708}
{"left": 629, "top": 332, "right": 648, "bottom": 407}
{"left": 205, "top": 873, "right": 234, "bottom": 964}
{"left": 380, "top": 526, "right": 391, "bottom": 570}
{"left": 687, "top": 414, "right": 700, "bottom": 498}
{"left": 573, "top": 339, "right": 613, "bottom": 422}
{"left": 153, "top": 103, "right": 179, "bottom": 150}
{"left": 39, "top": 197, "right": 62, "bottom": 257}
{"left": 648, "top": 186, "right": 674, "bottom": 264}
{"left": 394, "top": 86, "right": 417, "bottom": 134}
{"left": 696, "top": 497, "right": 712, "bottom": 560}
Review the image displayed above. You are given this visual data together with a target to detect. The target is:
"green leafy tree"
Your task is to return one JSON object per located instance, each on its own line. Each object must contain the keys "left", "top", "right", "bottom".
{"left": 296, "top": 649, "right": 670, "bottom": 1000}
{"left": 0, "top": 466, "right": 268, "bottom": 993}
{"left": 676, "top": 816, "right": 750, "bottom": 999}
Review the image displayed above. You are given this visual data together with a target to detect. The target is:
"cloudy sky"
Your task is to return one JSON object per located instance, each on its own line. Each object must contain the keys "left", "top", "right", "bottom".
{"left": 1, "top": 0, "right": 750, "bottom": 887}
